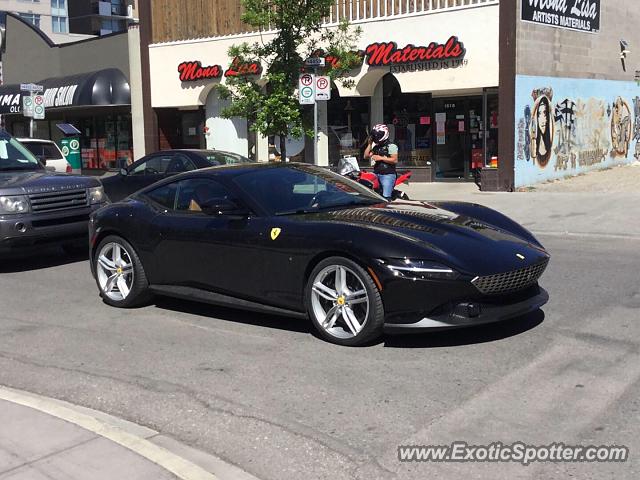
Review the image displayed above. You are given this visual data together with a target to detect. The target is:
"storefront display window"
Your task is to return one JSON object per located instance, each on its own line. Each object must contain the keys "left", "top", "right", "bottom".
{"left": 382, "top": 74, "right": 433, "bottom": 168}
{"left": 327, "top": 87, "right": 370, "bottom": 167}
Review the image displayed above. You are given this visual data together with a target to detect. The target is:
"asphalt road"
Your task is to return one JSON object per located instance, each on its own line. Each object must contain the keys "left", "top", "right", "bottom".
{"left": 0, "top": 223, "right": 639, "bottom": 479}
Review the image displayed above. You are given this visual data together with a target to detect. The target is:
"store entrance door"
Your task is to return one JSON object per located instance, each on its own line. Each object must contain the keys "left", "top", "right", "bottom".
{"left": 432, "top": 97, "right": 482, "bottom": 181}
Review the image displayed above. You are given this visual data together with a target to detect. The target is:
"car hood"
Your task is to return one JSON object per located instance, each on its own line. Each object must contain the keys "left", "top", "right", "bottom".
{"left": 296, "top": 200, "right": 549, "bottom": 276}
{"left": 0, "top": 171, "right": 100, "bottom": 195}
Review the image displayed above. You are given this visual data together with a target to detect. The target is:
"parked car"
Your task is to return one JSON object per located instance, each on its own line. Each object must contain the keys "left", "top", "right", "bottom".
{"left": 89, "top": 163, "right": 550, "bottom": 346}
{"left": 17, "top": 138, "right": 72, "bottom": 174}
{"left": 101, "top": 149, "right": 251, "bottom": 202}
{"left": 0, "top": 131, "right": 107, "bottom": 255}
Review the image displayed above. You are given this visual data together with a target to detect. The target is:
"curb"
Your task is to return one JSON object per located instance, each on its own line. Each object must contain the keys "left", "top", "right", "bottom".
{"left": 0, "top": 386, "right": 260, "bottom": 480}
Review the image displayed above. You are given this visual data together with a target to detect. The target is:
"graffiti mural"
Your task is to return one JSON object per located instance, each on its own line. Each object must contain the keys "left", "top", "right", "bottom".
{"left": 610, "top": 97, "right": 632, "bottom": 157}
{"left": 529, "top": 90, "right": 554, "bottom": 168}
{"left": 514, "top": 75, "right": 639, "bottom": 187}
{"left": 634, "top": 97, "right": 640, "bottom": 159}
{"left": 554, "top": 98, "right": 577, "bottom": 170}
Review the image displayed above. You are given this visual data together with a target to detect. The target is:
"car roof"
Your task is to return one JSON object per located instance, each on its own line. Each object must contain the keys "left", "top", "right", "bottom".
{"left": 16, "top": 138, "right": 57, "bottom": 144}
{"left": 149, "top": 149, "right": 246, "bottom": 156}
{"left": 177, "top": 162, "right": 323, "bottom": 178}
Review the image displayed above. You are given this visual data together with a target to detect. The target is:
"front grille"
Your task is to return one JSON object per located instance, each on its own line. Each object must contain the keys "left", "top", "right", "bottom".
{"left": 28, "top": 189, "right": 88, "bottom": 213}
{"left": 472, "top": 259, "right": 549, "bottom": 295}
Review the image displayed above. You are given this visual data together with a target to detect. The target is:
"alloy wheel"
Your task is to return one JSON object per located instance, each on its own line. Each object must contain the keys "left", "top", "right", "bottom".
{"left": 310, "top": 265, "right": 370, "bottom": 339}
{"left": 96, "top": 242, "right": 135, "bottom": 301}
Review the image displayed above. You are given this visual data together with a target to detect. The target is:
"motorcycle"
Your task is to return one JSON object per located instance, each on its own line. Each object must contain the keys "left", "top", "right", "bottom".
{"left": 338, "top": 156, "right": 411, "bottom": 200}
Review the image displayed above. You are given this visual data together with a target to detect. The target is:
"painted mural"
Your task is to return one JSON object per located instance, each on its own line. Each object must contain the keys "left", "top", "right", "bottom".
{"left": 514, "top": 75, "right": 640, "bottom": 187}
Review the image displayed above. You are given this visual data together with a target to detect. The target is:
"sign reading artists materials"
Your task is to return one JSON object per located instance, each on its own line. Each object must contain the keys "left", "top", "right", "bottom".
{"left": 298, "top": 73, "right": 315, "bottom": 105}
{"left": 364, "top": 36, "right": 467, "bottom": 73}
{"left": 521, "top": 0, "right": 600, "bottom": 34}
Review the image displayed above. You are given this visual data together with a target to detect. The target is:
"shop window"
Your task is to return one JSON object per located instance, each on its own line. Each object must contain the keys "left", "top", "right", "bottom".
{"left": 381, "top": 74, "right": 433, "bottom": 169}
{"left": 326, "top": 86, "right": 370, "bottom": 168}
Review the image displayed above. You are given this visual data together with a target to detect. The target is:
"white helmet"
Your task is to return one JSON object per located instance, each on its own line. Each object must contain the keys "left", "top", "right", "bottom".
{"left": 371, "top": 124, "right": 390, "bottom": 143}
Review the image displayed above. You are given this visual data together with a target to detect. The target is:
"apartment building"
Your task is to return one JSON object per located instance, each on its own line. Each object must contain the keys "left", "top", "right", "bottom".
{"left": 0, "top": 0, "right": 70, "bottom": 39}
{"left": 68, "top": 0, "right": 138, "bottom": 36}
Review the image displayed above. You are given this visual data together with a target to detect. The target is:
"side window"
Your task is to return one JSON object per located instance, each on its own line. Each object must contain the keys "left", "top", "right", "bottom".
{"left": 175, "top": 178, "right": 235, "bottom": 213}
{"left": 207, "top": 152, "right": 243, "bottom": 166}
{"left": 131, "top": 155, "right": 174, "bottom": 175}
{"left": 144, "top": 182, "right": 178, "bottom": 209}
{"left": 166, "top": 154, "right": 196, "bottom": 173}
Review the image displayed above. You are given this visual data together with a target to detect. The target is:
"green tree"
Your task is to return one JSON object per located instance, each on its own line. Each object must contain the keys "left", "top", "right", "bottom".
{"left": 217, "top": 0, "right": 362, "bottom": 161}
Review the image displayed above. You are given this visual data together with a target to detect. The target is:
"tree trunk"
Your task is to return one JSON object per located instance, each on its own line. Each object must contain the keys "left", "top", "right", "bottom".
{"left": 280, "top": 134, "right": 287, "bottom": 161}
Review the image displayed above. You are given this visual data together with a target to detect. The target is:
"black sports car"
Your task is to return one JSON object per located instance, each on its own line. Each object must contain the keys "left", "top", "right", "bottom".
{"left": 101, "top": 149, "right": 251, "bottom": 202}
{"left": 89, "top": 163, "right": 549, "bottom": 346}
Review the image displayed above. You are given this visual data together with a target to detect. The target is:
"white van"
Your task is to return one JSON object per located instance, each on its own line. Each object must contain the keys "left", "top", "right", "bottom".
{"left": 17, "top": 138, "right": 72, "bottom": 173}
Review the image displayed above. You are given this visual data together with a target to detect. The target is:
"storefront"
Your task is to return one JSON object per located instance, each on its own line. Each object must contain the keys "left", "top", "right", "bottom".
{"left": 0, "top": 13, "right": 141, "bottom": 172}
{"left": 0, "top": 69, "right": 133, "bottom": 171}
{"left": 148, "top": 3, "right": 500, "bottom": 181}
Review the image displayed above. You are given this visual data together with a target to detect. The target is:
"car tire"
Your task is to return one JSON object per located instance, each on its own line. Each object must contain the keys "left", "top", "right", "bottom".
{"left": 93, "top": 235, "right": 152, "bottom": 308}
{"left": 306, "top": 256, "right": 385, "bottom": 346}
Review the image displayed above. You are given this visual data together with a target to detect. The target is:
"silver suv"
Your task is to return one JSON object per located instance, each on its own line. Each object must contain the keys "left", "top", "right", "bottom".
{"left": 0, "top": 131, "right": 107, "bottom": 255}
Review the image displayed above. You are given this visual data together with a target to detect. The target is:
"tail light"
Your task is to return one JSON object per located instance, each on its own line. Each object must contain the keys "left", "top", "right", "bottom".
{"left": 66, "top": 164, "right": 73, "bottom": 173}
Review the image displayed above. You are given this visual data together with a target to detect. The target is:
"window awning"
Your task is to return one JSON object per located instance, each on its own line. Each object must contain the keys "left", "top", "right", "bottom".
{"left": 0, "top": 68, "right": 131, "bottom": 114}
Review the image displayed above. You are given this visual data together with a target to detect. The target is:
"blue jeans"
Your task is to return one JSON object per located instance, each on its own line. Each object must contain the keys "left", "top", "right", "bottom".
{"left": 377, "top": 173, "right": 396, "bottom": 199}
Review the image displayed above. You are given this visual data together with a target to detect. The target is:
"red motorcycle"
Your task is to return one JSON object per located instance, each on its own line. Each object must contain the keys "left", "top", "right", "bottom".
{"left": 338, "top": 156, "right": 411, "bottom": 200}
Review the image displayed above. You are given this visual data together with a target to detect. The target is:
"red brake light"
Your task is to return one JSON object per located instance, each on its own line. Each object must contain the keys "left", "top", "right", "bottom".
{"left": 66, "top": 164, "right": 73, "bottom": 173}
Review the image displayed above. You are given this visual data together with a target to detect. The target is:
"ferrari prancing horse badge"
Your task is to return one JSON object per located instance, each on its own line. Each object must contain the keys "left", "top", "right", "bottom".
{"left": 270, "top": 228, "right": 281, "bottom": 240}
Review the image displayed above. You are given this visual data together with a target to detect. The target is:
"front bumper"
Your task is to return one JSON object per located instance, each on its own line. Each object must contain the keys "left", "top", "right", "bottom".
{"left": 0, "top": 204, "right": 103, "bottom": 253}
{"left": 384, "top": 286, "right": 549, "bottom": 333}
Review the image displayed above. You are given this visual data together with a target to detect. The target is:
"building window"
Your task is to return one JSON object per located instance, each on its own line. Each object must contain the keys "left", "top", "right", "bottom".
{"left": 17, "top": 13, "right": 41, "bottom": 28}
{"left": 51, "top": 0, "right": 66, "bottom": 8}
{"left": 52, "top": 16, "right": 68, "bottom": 33}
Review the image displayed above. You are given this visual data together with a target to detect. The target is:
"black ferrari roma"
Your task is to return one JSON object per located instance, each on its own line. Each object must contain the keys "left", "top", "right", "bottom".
{"left": 101, "top": 149, "right": 251, "bottom": 203}
{"left": 89, "top": 163, "right": 549, "bottom": 346}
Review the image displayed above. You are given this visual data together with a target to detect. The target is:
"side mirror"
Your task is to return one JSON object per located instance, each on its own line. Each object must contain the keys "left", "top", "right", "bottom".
{"left": 120, "top": 168, "right": 129, "bottom": 176}
{"left": 201, "top": 198, "right": 249, "bottom": 217}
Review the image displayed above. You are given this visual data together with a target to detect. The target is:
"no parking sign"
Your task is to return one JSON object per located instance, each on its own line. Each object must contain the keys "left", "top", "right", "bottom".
{"left": 315, "top": 76, "right": 331, "bottom": 101}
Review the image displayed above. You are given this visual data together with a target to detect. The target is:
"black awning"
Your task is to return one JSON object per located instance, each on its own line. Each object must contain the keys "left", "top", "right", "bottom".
{"left": 0, "top": 68, "right": 131, "bottom": 114}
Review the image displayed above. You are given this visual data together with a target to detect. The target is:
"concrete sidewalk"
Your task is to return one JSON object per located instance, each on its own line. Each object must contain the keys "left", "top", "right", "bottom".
{"left": 0, "top": 388, "right": 259, "bottom": 480}
{"left": 402, "top": 182, "right": 640, "bottom": 238}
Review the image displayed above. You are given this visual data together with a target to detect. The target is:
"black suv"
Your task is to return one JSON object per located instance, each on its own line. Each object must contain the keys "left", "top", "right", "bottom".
{"left": 0, "top": 131, "right": 107, "bottom": 255}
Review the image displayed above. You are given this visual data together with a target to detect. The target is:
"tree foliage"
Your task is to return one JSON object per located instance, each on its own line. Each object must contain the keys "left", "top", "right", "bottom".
{"left": 217, "top": 0, "right": 362, "bottom": 160}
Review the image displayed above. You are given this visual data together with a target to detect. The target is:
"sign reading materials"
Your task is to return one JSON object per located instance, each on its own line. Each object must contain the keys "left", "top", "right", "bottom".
{"left": 315, "top": 76, "right": 331, "bottom": 101}
{"left": 299, "top": 73, "right": 315, "bottom": 105}
{"left": 521, "top": 0, "right": 600, "bottom": 34}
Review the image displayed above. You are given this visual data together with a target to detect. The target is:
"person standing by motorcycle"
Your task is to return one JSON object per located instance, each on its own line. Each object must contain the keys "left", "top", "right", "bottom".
{"left": 364, "top": 124, "right": 398, "bottom": 200}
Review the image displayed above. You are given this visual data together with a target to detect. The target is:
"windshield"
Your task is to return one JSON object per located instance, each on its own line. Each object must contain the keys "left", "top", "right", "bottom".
{"left": 0, "top": 138, "right": 44, "bottom": 172}
{"left": 21, "top": 142, "right": 64, "bottom": 160}
{"left": 234, "top": 165, "right": 386, "bottom": 216}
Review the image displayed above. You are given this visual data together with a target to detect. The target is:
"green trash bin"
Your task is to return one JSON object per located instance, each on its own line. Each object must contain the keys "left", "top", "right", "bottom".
{"left": 59, "top": 137, "right": 82, "bottom": 174}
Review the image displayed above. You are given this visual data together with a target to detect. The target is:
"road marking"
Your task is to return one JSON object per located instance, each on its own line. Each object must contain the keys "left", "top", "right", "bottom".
{"left": 0, "top": 386, "right": 219, "bottom": 480}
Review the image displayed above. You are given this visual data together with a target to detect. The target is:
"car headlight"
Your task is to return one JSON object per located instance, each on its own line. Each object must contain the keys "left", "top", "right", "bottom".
{"left": 378, "top": 258, "right": 459, "bottom": 281}
{"left": 88, "top": 186, "right": 106, "bottom": 205}
{"left": 0, "top": 195, "right": 30, "bottom": 214}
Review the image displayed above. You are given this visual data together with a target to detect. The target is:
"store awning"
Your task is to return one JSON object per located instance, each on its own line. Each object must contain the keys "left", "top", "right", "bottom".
{"left": 0, "top": 68, "right": 130, "bottom": 114}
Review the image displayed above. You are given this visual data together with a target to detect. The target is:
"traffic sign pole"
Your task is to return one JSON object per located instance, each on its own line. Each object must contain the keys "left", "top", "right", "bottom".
{"left": 313, "top": 66, "right": 318, "bottom": 166}
{"left": 29, "top": 94, "right": 34, "bottom": 138}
